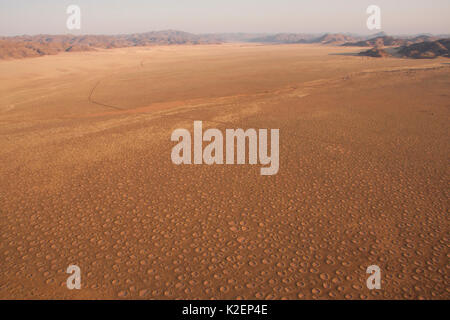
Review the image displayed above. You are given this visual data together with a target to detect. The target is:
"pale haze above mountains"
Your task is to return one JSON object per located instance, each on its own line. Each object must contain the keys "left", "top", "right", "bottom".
{"left": 1, "top": 0, "right": 449, "bottom": 36}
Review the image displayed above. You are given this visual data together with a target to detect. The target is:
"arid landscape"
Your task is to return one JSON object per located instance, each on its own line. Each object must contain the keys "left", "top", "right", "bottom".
{"left": 0, "top": 42, "right": 449, "bottom": 299}
{"left": 2, "top": 31, "right": 450, "bottom": 60}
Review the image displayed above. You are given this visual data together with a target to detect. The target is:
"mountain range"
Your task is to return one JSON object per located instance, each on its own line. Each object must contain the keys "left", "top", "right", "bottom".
{"left": 0, "top": 30, "right": 449, "bottom": 60}
{"left": 342, "top": 35, "right": 439, "bottom": 47}
{"left": 0, "top": 30, "right": 219, "bottom": 60}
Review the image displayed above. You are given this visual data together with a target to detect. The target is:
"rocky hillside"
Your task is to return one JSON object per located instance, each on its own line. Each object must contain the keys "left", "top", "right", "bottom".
{"left": 343, "top": 35, "right": 438, "bottom": 47}
{"left": 314, "top": 33, "right": 360, "bottom": 45}
{"left": 358, "top": 39, "right": 450, "bottom": 59}
{"left": 0, "top": 30, "right": 220, "bottom": 60}
{"left": 398, "top": 39, "right": 450, "bottom": 59}
{"left": 358, "top": 47, "right": 390, "bottom": 58}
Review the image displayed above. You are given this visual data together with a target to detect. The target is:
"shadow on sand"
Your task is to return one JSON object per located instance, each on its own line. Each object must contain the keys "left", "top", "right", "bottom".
{"left": 330, "top": 47, "right": 407, "bottom": 58}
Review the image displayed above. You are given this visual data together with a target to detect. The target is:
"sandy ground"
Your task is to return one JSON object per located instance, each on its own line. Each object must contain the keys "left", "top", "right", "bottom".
{"left": 0, "top": 44, "right": 448, "bottom": 299}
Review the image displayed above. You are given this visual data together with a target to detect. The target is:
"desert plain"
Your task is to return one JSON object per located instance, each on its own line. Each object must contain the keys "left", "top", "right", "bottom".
{"left": 0, "top": 43, "right": 448, "bottom": 299}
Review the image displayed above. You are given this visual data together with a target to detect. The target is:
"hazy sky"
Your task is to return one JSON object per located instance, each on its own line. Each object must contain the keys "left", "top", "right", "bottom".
{"left": 1, "top": 0, "right": 449, "bottom": 36}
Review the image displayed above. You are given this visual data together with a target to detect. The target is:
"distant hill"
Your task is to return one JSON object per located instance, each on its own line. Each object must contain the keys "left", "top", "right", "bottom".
{"left": 343, "top": 36, "right": 406, "bottom": 47}
{"left": 358, "top": 39, "right": 450, "bottom": 59}
{"left": 398, "top": 39, "right": 450, "bottom": 59}
{"left": 358, "top": 47, "right": 390, "bottom": 58}
{"left": 0, "top": 30, "right": 220, "bottom": 60}
{"left": 343, "top": 35, "right": 439, "bottom": 47}
{"left": 314, "top": 33, "right": 361, "bottom": 45}
{"left": 248, "top": 33, "right": 319, "bottom": 44}
{"left": 201, "top": 33, "right": 269, "bottom": 42}
{"left": 368, "top": 32, "right": 387, "bottom": 38}
{"left": 248, "top": 33, "right": 362, "bottom": 45}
